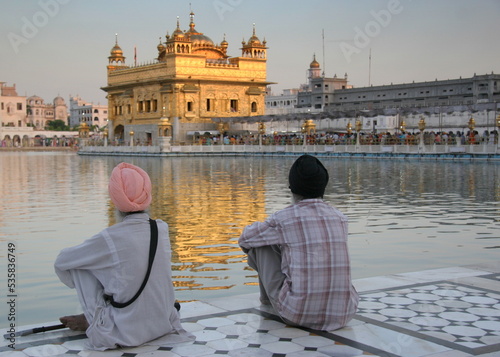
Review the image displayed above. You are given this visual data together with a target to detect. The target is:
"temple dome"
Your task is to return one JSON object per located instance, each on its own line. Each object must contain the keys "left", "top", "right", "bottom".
{"left": 157, "top": 38, "right": 166, "bottom": 52}
{"left": 310, "top": 55, "right": 320, "bottom": 69}
{"left": 248, "top": 33, "right": 261, "bottom": 45}
{"left": 53, "top": 96, "right": 65, "bottom": 106}
{"left": 110, "top": 43, "right": 123, "bottom": 56}
{"left": 248, "top": 24, "right": 261, "bottom": 45}
{"left": 108, "top": 35, "right": 125, "bottom": 64}
{"left": 187, "top": 12, "right": 214, "bottom": 46}
{"left": 28, "top": 95, "right": 44, "bottom": 104}
{"left": 172, "top": 17, "right": 185, "bottom": 38}
{"left": 190, "top": 33, "right": 214, "bottom": 46}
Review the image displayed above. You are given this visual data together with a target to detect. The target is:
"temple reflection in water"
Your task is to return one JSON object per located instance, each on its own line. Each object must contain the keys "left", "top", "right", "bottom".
{"left": 104, "top": 157, "right": 271, "bottom": 300}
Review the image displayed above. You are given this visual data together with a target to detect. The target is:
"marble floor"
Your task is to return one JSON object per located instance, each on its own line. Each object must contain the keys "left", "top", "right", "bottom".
{"left": 1, "top": 264, "right": 499, "bottom": 357}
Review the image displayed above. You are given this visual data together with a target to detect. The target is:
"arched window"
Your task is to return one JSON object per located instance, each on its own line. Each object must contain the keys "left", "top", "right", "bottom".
{"left": 251, "top": 102, "right": 257, "bottom": 113}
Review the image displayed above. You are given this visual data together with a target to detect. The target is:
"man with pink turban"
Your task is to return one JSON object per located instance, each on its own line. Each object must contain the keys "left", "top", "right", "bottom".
{"left": 55, "top": 163, "right": 191, "bottom": 350}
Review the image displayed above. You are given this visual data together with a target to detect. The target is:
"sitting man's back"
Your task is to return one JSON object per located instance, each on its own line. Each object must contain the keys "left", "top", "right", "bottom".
{"left": 239, "top": 154, "right": 358, "bottom": 331}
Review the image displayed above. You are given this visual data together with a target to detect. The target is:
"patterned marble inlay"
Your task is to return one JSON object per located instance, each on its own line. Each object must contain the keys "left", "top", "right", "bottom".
{"left": 357, "top": 281, "right": 500, "bottom": 355}
{"left": 3, "top": 266, "right": 499, "bottom": 357}
{"left": 1, "top": 309, "right": 382, "bottom": 357}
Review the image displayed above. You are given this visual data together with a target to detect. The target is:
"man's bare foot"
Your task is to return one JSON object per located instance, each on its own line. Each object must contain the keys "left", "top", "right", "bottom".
{"left": 59, "top": 314, "right": 89, "bottom": 331}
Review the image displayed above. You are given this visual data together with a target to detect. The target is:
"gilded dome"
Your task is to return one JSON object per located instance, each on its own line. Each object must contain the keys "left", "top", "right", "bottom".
{"left": 187, "top": 12, "right": 214, "bottom": 46}
{"left": 310, "top": 55, "right": 320, "bottom": 69}
{"left": 110, "top": 42, "right": 123, "bottom": 56}
{"left": 220, "top": 36, "right": 228, "bottom": 48}
{"left": 157, "top": 37, "right": 166, "bottom": 52}
{"left": 190, "top": 33, "right": 214, "bottom": 46}
{"left": 109, "top": 34, "right": 125, "bottom": 63}
{"left": 172, "top": 17, "right": 184, "bottom": 37}
{"left": 248, "top": 24, "right": 261, "bottom": 45}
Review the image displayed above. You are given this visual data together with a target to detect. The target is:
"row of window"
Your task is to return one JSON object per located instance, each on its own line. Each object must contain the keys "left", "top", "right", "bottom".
{"left": 338, "top": 87, "right": 475, "bottom": 101}
{"left": 76, "top": 108, "right": 104, "bottom": 114}
{"left": 30, "top": 110, "right": 54, "bottom": 116}
{"left": 80, "top": 117, "right": 102, "bottom": 122}
{"left": 1, "top": 103, "right": 23, "bottom": 111}
{"left": 266, "top": 100, "right": 297, "bottom": 107}
{"left": 329, "top": 99, "right": 477, "bottom": 108}
{"left": 313, "top": 83, "right": 347, "bottom": 90}
{"left": 187, "top": 99, "right": 258, "bottom": 113}
{"left": 113, "top": 99, "right": 258, "bottom": 115}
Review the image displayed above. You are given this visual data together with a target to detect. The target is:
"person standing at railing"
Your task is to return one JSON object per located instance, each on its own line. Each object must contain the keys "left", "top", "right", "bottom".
{"left": 435, "top": 133, "right": 442, "bottom": 145}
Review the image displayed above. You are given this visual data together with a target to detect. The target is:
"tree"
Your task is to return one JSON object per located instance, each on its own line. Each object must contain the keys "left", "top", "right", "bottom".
{"left": 46, "top": 120, "right": 70, "bottom": 131}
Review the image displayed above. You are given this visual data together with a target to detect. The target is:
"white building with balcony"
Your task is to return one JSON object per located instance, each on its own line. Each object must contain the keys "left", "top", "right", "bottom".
{"left": 69, "top": 96, "right": 108, "bottom": 129}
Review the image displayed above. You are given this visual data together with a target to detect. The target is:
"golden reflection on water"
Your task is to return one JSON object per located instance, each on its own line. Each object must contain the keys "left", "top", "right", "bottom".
{"left": 111, "top": 157, "right": 271, "bottom": 300}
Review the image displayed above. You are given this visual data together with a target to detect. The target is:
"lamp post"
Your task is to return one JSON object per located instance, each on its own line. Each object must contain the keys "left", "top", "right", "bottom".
{"left": 496, "top": 114, "right": 500, "bottom": 149}
{"left": 258, "top": 122, "right": 265, "bottom": 148}
{"left": 301, "top": 122, "right": 306, "bottom": 147}
{"left": 103, "top": 128, "right": 108, "bottom": 147}
{"left": 129, "top": 131, "right": 135, "bottom": 147}
{"left": 400, "top": 120, "right": 406, "bottom": 145}
{"left": 468, "top": 117, "right": 475, "bottom": 145}
{"left": 217, "top": 121, "right": 225, "bottom": 146}
{"left": 418, "top": 117, "right": 426, "bottom": 151}
{"left": 400, "top": 120, "right": 406, "bottom": 133}
{"left": 355, "top": 119, "right": 362, "bottom": 147}
{"left": 346, "top": 121, "right": 352, "bottom": 144}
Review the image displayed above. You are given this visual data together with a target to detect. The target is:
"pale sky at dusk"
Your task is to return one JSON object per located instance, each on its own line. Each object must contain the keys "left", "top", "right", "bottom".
{"left": 1, "top": 0, "right": 499, "bottom": 105}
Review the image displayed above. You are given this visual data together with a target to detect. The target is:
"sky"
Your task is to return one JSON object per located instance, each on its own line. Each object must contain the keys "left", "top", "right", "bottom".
{"left": 1, "top": 0, "right": 499, "bottom": 105}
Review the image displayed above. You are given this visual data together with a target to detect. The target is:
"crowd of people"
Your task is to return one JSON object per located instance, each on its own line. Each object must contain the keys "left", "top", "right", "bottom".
{"left": 194, "top": 129, "right": 499, "bottom": 146}
{"left": 0, "top": 136, "right": 78, "bottom": 148}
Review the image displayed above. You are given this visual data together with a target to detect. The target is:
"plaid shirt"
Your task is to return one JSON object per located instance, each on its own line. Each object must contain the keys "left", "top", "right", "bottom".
{"left": 239, "top": 199, "right": 359, "bottom": 331}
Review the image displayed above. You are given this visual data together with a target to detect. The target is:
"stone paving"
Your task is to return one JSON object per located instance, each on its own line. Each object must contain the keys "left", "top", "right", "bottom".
{"left": 1, "top": 263, "right": 499, "bottom": 357}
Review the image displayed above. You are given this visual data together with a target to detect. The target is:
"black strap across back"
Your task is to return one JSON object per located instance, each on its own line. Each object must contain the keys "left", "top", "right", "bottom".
{"left": 103, "top": 218, "right": 158, "bottom": 308}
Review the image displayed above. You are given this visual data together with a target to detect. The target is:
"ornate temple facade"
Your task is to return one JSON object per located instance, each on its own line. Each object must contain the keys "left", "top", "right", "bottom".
{"left": 102, "top": 12, "right": 269, "bottom": 145}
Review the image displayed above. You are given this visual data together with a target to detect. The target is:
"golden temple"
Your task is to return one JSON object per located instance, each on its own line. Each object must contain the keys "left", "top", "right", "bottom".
{"left": 102, "top": 11, "right": 270, "bottom": 145}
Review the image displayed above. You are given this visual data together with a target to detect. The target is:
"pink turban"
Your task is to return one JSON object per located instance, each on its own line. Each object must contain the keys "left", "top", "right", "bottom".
{"left": 108, "top": 162, "right": 152, "bottom": 212}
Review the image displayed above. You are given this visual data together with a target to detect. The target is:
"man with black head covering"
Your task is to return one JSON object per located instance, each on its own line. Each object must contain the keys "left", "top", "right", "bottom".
{"left": 239, "top": 154, "right": 358, "bottom": 331}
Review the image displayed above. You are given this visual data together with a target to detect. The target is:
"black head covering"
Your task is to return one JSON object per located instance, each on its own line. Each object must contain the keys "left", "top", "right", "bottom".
{"left": 288, "top": 154, "right": 329, "bottom": 198}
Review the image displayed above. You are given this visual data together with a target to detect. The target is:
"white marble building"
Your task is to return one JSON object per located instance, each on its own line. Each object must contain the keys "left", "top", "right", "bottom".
{"left": 69, "top": 96, "right": 108, "bottom": 129}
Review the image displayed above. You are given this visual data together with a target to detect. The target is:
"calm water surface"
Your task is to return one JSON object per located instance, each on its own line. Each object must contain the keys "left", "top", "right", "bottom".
{"left": 0, "top": 151, "right": 498, "bottom": 328}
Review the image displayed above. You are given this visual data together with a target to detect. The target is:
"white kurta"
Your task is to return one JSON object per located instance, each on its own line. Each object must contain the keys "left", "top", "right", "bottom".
{"left": 54, "top": 213, "right": 185, "bottom": 350}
